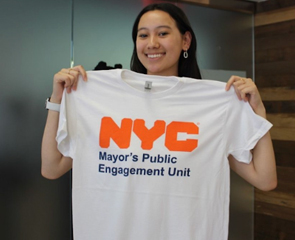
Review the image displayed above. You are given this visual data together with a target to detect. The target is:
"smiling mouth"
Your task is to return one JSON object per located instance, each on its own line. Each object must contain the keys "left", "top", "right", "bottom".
{"left": 146, "top": 53, "right": 165, "bottom": 58}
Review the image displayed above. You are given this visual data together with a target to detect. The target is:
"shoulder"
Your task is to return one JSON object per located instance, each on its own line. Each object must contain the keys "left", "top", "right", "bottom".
{"left": 85, "top": 69, "right": 121, "bottom": 79}
{"left": 181, "top": 77, "right": 237, "bottom": 98}
{"left": 182, "top": 77, "right": 227, "bottom": 89}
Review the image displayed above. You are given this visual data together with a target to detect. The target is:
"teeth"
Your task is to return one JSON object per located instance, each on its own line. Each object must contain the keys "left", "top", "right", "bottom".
{"left": 147, "top": 54, "right": 163, "bottom": 58}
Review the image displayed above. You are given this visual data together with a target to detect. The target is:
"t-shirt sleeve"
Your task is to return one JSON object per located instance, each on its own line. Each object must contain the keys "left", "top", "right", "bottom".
{"left": 56, "top": 90, "right": 77, "bottom": 158}
{"left": 224, "top": 90, "right": 272, "bottom": 164}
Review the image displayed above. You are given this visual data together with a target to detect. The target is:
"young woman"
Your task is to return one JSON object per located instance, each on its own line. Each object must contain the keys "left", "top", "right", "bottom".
{"left": 42, "top": 3, "right": 277, "bottom": 240}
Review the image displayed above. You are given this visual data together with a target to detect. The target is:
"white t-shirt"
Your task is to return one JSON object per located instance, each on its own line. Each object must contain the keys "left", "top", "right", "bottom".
{"left": 57, "top": 69, "right": 272, "bottom": 240}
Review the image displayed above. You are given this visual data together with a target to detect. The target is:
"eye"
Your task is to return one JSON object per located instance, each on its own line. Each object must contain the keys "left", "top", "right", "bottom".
{"left": 137, "top": 33, "right": 148, "bottom": 38}
{"left": 159, "top": 32, "right": 169, "bottom": 37}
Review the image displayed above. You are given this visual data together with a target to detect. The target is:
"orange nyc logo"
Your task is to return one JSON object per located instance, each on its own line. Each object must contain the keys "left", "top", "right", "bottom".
{"left": 99, "top": 117, "right": 199, "bottom": 152}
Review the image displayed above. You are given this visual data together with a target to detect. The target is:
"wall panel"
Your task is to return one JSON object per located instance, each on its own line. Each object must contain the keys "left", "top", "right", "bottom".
{"left": 0, "top": 0, "right": 72, "bottom": 239}
{"left": 254, "top": 10, "right": 295, "bottom": 240}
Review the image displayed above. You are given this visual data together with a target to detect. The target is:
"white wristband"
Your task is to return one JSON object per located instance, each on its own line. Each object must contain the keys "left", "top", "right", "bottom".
{"left": 45, "top": 98, "right": 60, "bottom": 112}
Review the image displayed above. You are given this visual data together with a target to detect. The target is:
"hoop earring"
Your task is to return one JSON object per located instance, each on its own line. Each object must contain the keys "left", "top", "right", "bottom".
{"left": 183, "top": 50, "right": 188, "bottom": 59}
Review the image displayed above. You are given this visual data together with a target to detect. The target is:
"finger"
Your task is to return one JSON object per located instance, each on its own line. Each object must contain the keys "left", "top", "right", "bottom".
{"left": 236, "top": 80, "right": 256, "bottom": 92}
{"left": 61, "top": 66, "right": 87, "bottom": 82}
{"left": 54, "top": 75, "right": 72, "bottom": 94}
{"left": 233, "top": 80, "right": 244, "bottom": 88}
{"left": 55, "top": 66, "right": 86, "bottom": 93}
{"left": 225, "top": 75, "right": 240, "bottom": 91}
{"left": 230, "top": 82, "right": 243, "bottom": 100}
{"left": 240, "top": 91, "right": 248, "bottom": 102}
{"left": 232, "top": 77, "right": 251, "bottom": 101}
{"left": 66, "top": 66, "right": 87, "bottom": 91}
{"left": 72, "top": 65, "right": 88, "bottom": 81}
{"left": 225, "top": 76, "right": 248, "bottom": 91}
{"left": 61, "top": 68, "right": 73, "bottom": 75}
{"left": 65, "top": 76, "right": 76, "bottom": 94}
{"left": 233, "top": 77, "right": 253, "bottom": 91}
{"left": 66, "top": 86, "right": 72, "bottom": 94}
{"left": 237, "top": 85, "right": 257, "bottom": 102}
{"left": 60, "top": 67, "right": 79, "bottom": 79}
{"left": 64, "top": 68, "right": 82, "bottom": 86}
{"left": 56, "top": 72, "right": 76, "bottom": 89}
{"left": 69, "top": 69, "right": 80, "bottom": 91}
{"left": 234, "top": 87, "right": 242, "bottom": 101}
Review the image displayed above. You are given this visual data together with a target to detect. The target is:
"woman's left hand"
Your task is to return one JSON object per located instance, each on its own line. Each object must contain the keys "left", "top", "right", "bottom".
{"left": 225, "top": 76, "right": 266, "bottom": 118}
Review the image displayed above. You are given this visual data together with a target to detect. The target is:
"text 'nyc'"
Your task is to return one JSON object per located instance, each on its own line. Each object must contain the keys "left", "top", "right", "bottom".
{"left": 99, "top": 117, "right": 199, "bottom": 152}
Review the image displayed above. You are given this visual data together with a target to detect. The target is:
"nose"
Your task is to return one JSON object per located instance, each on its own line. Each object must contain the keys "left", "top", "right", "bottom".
{"left": 147, "top": 35, "right": 160, "bottom": 49}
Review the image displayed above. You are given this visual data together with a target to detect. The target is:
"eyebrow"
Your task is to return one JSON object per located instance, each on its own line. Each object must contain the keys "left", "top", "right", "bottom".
{"left": 137, "top": 25, "right": 172, "bottom": 32}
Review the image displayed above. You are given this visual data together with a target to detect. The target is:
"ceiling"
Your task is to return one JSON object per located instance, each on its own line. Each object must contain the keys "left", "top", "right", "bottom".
{"left": 170, "top": 0, "right": 259, "bottom": 14}
{"left": 168, "top": 0, "right": 295, "bottom": 14}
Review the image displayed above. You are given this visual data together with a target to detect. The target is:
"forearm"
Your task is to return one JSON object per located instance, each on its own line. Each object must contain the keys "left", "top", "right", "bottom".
{"left": 229, "top": 131, "right": 277, "bottom": 191}
{"left": 252, "top": 102, "right": 277, "bottom": 189}
{"left": 251, "top": 131, "right": 277, "bottom": 191}
{"left": 227, "top": 77, "right": 277, "bottom": 190}
{"left": 229, "top": 102, "right": 277, "bottom": 190}
{"left": 41, "top": 102, "right": 72, "bottom": 179}
{"left": 41, "top": 66, "right": 86, "bottom": 179}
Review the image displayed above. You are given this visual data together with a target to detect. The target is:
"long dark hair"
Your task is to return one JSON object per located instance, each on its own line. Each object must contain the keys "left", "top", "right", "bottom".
{"left": 130, "top": 3, "right": 202, "bottom": 79}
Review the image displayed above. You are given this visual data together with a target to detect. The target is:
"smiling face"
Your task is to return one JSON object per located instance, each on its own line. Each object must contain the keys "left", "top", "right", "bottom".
{"left": 136, "top": 10, "right": 191, "bottom": 76}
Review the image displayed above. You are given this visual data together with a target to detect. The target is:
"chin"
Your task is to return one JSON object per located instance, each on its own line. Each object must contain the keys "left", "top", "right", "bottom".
{"left": 147, "top": 70, "right": 163, "bottom": 76}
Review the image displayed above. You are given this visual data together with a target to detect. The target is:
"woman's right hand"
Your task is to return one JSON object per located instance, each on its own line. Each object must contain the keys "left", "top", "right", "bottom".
{"left": 51, "top": 65, "right": 88, "bottom": 103}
